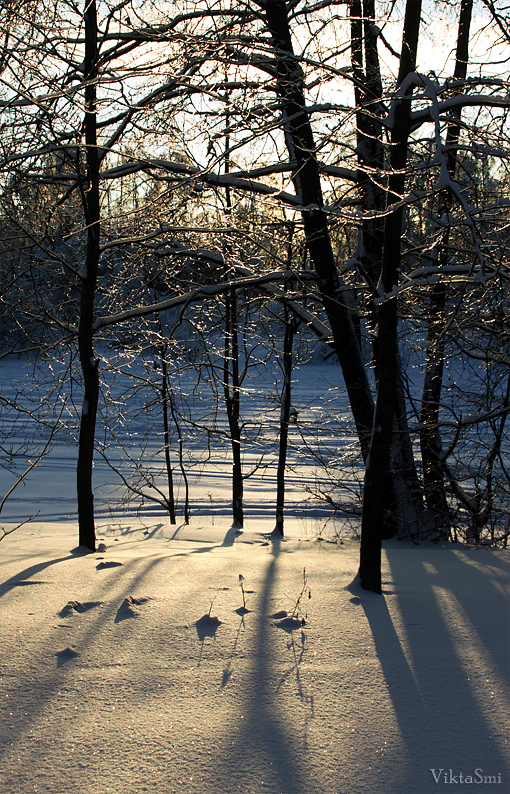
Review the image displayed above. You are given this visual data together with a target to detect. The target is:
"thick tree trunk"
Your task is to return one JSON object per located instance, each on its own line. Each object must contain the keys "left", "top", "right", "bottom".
{"left": 420, "top": 279, "right": 449, "bottom": 527}
{"left": 263, "top": 0, "right": 374, "bottom": 461}
{"left": 359, "top": 0, "right": 422, "bottom": 592}
{"left": 350, "top": 0, "right": 385, "bottom": 299}
{"left": 77, "top": 0, "right": 100, "bottom": 551}
{"left": 351, "top": 0, "right": 415, "bottom": 540}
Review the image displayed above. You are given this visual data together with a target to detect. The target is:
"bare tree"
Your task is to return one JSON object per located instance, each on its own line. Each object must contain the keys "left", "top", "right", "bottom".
{"left": 419, "top": 0, "right": 474, "bottom": 536}
{"left": 1, "top": 0, "right": 509, "bottom": 575}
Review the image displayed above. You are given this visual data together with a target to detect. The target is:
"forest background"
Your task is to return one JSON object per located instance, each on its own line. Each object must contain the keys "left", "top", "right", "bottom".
{"left": 0, "top": 0, "right": 510, "bottom": 592}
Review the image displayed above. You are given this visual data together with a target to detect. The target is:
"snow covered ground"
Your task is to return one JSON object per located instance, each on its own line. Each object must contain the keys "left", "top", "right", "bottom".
{"left": 0, "top": 357, "right": 361, "bottom": 530}
{"left": 1, "top": 358, "right": 509, "bottom": 793}
{"left": 1, "top": 518, "right": 509, "bottom": 794}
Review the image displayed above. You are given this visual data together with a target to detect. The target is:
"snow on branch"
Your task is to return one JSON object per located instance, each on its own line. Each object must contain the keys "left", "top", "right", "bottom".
{"left": 383, "top": 71, "right": 510, "bottom": 133}
{"left": 100, "top": 158, "right": 300, "bottom": 206}
{"left": 93, "top": 270, "right": 317, "bottom": 331}
{"left": 385, "top": 71, "right": 426, "bottom": 129}
{"left": 418, "top": 73, "right": 489, "bottom": 279}
{"left": 410, "top": 92, "right": 510, "bottom": 130}
{"left": 386, "top": 73, "right": 502, "bottom": 286}
{"left": 230, "top": 161, "right": 358, "bottom": 184}
{"left": 233, "top": 265, "right": 333, "bottom": 346}
{"left": 374, "top": 262, "right": 499, "bottom": 304}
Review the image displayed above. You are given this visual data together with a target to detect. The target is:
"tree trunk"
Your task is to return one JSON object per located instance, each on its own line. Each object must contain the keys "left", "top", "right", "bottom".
{"left": 351, "top": 0, "right": 412, "bottom": 540}
{"left": 77, "top": 0, "right": 100, "bottom": 551}
{"left": 350, "top": 0, "right": 385, "bottom": 300}
{"left": 224, "top": 288, "right": 243, "bottom": 528}
{"left": 222, "top": 97, "right": 243, "bottom": 528}
{"left": 359, "top": 0, "right": 422, "bottom": 592}
{"left": 169, "top": 393, "right": 190, "bottom": 525}
{"left": 394, "top": 352, "right": 425, "bottom": 531}
{"left": 420, "top": 0, "right": 473, "bottom": 537}
{"left": 160, "top": 344, "right": 176, "bottom": 524}
{"left": 263, "top": 0, "right": 375, "bottom": 461}
{"left": 275, "top": 303, "right": 295, "bottom": 536}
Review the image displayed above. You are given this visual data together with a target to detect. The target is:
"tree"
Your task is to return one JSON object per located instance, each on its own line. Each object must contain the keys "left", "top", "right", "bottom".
{"left": 358, "top": 0, "right": 423, "bottom": 591}
{"left": 1, "top": 0, "right": 509, "bottom": 574}
{"left": 0, "top": 0, "right": 223, "bottom": 548}
{"left": 259, "top": 0, "right": 376, "bottom": 463}
{"left": 76, "top": 0, "right": 101, "bottom": 549}
{"left": 419, "top": 0, "right": 474, "bottom": 536}
{"left": 275, "top": 294, "right": 297, "bottom": 536}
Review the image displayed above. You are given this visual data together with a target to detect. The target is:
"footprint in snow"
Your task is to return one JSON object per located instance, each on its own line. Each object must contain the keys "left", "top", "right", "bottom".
{"left": 96, "top": 561, "right": 123, "bottom": 570}
{"left": 271, "top": 610, "right": 305, "bottom": 631}
{"left": 56, "top": 647, "right": 79, "bottom": 667}
{"left": 115, "top": 596, "right": 152, "bottom": 623}
{"left": 60, "top": 600, "right": 102, "bottom": 617}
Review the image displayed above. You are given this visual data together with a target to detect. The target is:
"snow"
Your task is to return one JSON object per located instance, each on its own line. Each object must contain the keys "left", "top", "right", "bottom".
{"left": 0, "top": 359, "right": 358, "bottom": 527}
{"left": 93, "top": 270, "right": 309, "bottom": 330}
{"left": 100, "top": 159, "right": 300, "bottom": 208}
{"left": 0, "top": 519, "right": 508, "bottom": 794}
{"left": 0, "top": 356, "right": 509, "bottom": 792}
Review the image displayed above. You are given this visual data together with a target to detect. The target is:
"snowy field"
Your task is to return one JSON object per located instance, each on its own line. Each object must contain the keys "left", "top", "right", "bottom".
{"left": 0, "top": 519, "right": 509, "bottom": 794}
{"left": 0, "top": 357, "right": 360, "bottom": 530}
{"left": 1, "top": 358, "right": 509, "bottom": 793}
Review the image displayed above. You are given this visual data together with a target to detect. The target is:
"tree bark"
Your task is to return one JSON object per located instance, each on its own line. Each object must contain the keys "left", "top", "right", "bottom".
{"left": 224, "top": 288, "right": 243, "bottom": 528}
{"left": 350, "top": 0, "right": 385, "bottom": 299}
{"left": 169, "top": 393, "right": 190, "bottom": 525}
{"left": 420, "top": 0, "right": 473, "bottom": 537}
{"left": 275, "top": 302, "right": 295, "bottom": 536}
{"left": 262, "top": 0, "right": 375, "bottom": 461}
{"left": 160, "top": 344, "right": 176, "bottom": 524}
{"left": 351, "top": 0, "right": 419, "bottom": 539}
{"left": 77, "top": 0, "right": 100, "bottom": 551}
{"left": 359, "top": 0, "right": 422, "bottom": 592}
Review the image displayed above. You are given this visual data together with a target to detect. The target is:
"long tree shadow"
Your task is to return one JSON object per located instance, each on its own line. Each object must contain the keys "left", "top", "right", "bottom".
{"left": 355, "top": 546, "right": 509, "bottom": 793}
{"left": 220, "top": 524, "right": 243, "bottom": 547}
{"left": 0, "top": 554, "right": 79, "bottom": 598}
{"left": 421, "top": 546, "right": 510, "bottom": 683}
{"left": 0, "top": 552, "right": 167, "bottom": 763}
{"left": 210, "top": 538, "right": 310, "bottom": 794}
